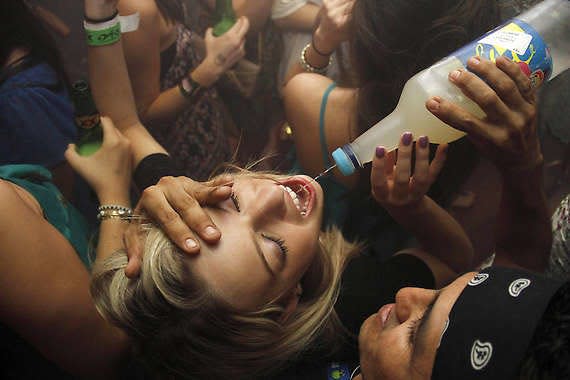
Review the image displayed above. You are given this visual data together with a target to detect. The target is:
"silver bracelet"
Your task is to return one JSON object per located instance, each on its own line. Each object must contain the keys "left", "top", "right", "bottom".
{"left": 300, "top": 43, "right": 332, "bottom": 74}
{"left": 97, "top": 204, "right": 133, "bottom": 221}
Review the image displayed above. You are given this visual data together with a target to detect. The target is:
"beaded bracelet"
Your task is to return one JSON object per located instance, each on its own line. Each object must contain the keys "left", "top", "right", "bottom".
{"left": 84, "top": 14, "right": 121, "bottom": 47}
{"left": 97, "top": 204, "right": 133, "bottom": 221}
{"left": 300, "top": 43, "right": 332, "bottom": 75}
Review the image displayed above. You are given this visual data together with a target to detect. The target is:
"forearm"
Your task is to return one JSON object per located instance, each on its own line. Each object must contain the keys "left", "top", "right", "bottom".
{"left": 494, "top": 163, "right": 551, "bottom": 271}
{"left": 283, "top": 28, "right": 337, "bottom": 85}
{"left": 273, "top": 3, "right": 320, "bottom": 32}
{"left": 141, "top": 64, "right": 217, "bottom": 126}
{"left": 386, "top": 197, "right": 474, "bottom": 273}
{"left": 86, "top": 13, "right": 167, "bottom": 164}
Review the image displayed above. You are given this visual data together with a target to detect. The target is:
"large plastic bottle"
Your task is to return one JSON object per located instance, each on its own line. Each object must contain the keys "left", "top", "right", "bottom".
{"left": 332, "top": 0, "right": 570, "bottom": 176}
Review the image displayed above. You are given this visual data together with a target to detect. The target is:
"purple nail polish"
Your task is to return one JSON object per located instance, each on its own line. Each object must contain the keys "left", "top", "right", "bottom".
{"left": 375, "top": 146, "right": 385, "bottom": 158}
{"left": 418, "top": 136, "right": 428, "bottom": 148}
{"left": 402, "top": 132, "right": 413, "bottom": 146}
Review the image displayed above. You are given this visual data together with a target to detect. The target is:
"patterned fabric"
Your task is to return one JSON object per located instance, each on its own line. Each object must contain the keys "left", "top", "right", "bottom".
{"left": 546, "top": 194, "right": 570, "bottom": 281}
{"left": 156, "top": 24, "right": 231, "bottom": 180}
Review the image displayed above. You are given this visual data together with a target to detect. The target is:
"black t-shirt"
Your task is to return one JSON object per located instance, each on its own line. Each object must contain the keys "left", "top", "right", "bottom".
{"left": 271, "top": 252, "right": 435, "bottom": 380}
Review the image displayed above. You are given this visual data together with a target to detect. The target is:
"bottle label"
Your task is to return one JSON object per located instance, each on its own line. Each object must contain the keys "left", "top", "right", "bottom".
{"left": 75, "top": 113, "right": 101, "bottom": 130}
{"left": 452, "top": 19, "right": 552, "bottom": 88}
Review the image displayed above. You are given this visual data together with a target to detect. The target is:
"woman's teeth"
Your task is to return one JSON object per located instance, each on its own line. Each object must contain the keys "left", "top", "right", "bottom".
{"left": 279, "top": 185, "right": 308, "bottom": 216}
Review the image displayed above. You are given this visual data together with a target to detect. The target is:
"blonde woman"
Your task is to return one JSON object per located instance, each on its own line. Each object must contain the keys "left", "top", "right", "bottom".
{"left": 83, "top": 0, "right": 473, "bottom": 378}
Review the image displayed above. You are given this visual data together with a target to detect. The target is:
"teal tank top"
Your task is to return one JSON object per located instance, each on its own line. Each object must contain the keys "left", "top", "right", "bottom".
{"left": 0, "top": 164, "right": 93, "bottom": 268}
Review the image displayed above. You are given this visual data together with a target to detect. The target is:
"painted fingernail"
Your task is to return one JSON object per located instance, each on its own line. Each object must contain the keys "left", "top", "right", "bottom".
{"left": 449, "top": 70, "right": 462, "bottom": 82}
{"left": 426, "top": 97, "right": 441, "bottom": 111}
{"left": 418, "top": 136, "right": 428, "bottom": 148}
{"left": 185, "top": 238, "right": 198, "bottom": 250}
{"left": 204, "top": 226, "right": 218, "bottom": 237}
{"left": 468, "top": 56, "right": 480, "bottom": 66}
{"left": 402, "top": 132, "right": 413, "bottom": 146}
{"left": 375, "top": 146, "right": 385, "bottom": 158}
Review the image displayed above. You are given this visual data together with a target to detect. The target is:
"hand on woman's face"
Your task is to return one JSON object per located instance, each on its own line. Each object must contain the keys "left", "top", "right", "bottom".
{"left": 358, "top": 272, "right": 477, "bottom": 380}
{"left": 188, "top": 175, "right": 324, "bottom": 310}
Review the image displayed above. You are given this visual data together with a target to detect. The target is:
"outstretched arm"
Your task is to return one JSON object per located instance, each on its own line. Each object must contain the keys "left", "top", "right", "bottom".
{"left": 371, "top": 133, "right": 474, "bottom": 283}
{"left": 427, "top": 56, "right": 550, "bottom": 272}
{"left": 83, "top": 0, "right": 231, "bottom": 262}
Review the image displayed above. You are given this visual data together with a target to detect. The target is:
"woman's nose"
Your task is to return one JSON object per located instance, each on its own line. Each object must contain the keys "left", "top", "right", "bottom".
{"left": 394, "top": 287, "right": 435, "bottom": 323}
{"left": 246, "top": 182, "right": 285, "bottom": 223}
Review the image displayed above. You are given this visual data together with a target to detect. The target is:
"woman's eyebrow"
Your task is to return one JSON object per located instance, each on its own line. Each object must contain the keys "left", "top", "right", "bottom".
{"left": 413, "top": 291, "right": 442, "bottom": 357}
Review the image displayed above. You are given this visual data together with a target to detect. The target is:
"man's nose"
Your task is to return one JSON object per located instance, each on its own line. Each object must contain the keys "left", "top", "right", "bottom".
{"left": 394, "top": 287, "right": 435, "bottom": 323}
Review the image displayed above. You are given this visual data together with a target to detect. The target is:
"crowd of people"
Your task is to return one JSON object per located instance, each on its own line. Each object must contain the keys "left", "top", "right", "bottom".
{"left": 1, "top": 0, "right": 569, "bottom": 379}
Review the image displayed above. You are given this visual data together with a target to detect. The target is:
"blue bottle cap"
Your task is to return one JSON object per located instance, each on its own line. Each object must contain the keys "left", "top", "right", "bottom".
{"left": 332, "top": 147, "right": 356, "bottom": 176}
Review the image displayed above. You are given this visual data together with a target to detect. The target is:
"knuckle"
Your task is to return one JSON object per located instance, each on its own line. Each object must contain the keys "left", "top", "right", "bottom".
{"left": 479, "top": 91, "right": 499, "bottom": 109}
{"left": 496, "top": 79, "right": 516, "bottom": 95}
{"left": 157, "top": 208, "right": 181, "bottom": 227}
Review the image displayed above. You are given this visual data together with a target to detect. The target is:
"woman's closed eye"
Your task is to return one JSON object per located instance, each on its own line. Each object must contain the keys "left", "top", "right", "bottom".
{"left": 261, "top": 233, "right": 289, "bottom": 257}
{"left": 230, "top": 191, "right": 240, "bottom": 212}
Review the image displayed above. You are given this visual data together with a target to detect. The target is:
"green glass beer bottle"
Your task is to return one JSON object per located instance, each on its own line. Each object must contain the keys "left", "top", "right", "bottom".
{"left": 213, "top": 0, "right": 236, "bottom": 36}
{"left": 71, "top": 80, "right": 103, "bottom": 156}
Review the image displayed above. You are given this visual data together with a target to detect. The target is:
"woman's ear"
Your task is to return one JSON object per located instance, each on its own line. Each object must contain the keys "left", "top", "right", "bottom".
{"left": 278, "top": 283, "right": 303, "bottom": 323}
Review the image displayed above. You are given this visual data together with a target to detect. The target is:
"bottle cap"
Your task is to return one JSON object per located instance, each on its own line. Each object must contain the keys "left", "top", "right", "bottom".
{"left": 332, "top": 147, "right": 356, "bottom": 176}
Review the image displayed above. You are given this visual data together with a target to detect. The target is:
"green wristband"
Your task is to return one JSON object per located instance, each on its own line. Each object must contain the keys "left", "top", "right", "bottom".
{"left": 85, "top": 22, "right": 121, "bottom": 46}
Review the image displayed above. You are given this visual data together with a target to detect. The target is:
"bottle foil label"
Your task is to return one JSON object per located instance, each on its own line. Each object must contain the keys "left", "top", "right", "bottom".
{"left": 452, "top": 19, "right": 553, "bottom": 87}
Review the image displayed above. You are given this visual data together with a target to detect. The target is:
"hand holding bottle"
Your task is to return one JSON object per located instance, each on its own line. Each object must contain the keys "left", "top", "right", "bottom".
{"left": 371, "top": 133, "right": 447, "bottom": 210}
{"left": 192, "top": 16, "right": 249, "bottom": 86}
{"left": 426, "top": 56, "right": 542, "bottom": 173}
{"left": 65, "top": 116, "right": 132, "bottom": 205}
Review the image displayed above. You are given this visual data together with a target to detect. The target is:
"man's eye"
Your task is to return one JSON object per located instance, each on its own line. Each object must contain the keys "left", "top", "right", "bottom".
{"left": 230, "top": 192, "right": 240, "bottom": 212}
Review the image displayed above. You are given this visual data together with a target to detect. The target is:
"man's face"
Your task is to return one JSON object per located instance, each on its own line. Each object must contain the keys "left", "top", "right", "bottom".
{"left": 357, "top": 272, "right": 477, "bottom": 379}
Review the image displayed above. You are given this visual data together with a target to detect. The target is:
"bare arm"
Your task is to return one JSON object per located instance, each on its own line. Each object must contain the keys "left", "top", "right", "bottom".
{"left": 118, "top": 0, "right": 247, "bottom": 128}
{"left": 0, "top": 181, "right": 128, "bottom": 377}
{"left": 283, "top": 0, "right": 354, "bottom": 85}
{"left": 427, "top": 56, "right": 549, "bottom": 272}
{"left": 371, "top": 136, "right": 474, "bottom": 275}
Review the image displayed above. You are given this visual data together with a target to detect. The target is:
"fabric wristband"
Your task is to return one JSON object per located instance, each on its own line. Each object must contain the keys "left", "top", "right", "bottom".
{"left": 84, "top": 20, "right": 121, "bottom": 46}
{"left": 133, "top": 153, "right": 183, "bottom": 191}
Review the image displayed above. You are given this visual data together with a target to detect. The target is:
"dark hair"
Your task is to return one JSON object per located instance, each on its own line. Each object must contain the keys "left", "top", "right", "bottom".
{"left": 518, "top": 281, "right": 570, "bottom": 379}
{"left": 155, "top": 0, "right": 185, "bottom": 25}
{"left": 0, "top": 0, "right": 69, "bottom": 87}
{"left": 351, "top": 0, "right": 501, "bottom": 131}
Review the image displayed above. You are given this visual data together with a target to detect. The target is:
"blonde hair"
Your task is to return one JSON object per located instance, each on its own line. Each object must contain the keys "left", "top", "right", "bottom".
{"left": 91, "top": 172, "right": 361, "bottom": 379}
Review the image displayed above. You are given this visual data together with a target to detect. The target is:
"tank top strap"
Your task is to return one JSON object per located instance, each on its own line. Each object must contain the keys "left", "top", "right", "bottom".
{"left": 319, "top": 82, "right": 337, "bottom": 167}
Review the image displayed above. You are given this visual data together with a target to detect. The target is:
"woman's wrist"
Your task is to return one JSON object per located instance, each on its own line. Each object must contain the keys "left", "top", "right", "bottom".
{"left": 97, "top": 192, "right": 131, "bottom": 208}
{"left": 84, "top": 1, "right": 117, "bottom": 21}
{"left": 313, "top": 26, "right": 340, "bottom": 55}
{"left": 191, "top": 61, "right": 220, "bottom": 88}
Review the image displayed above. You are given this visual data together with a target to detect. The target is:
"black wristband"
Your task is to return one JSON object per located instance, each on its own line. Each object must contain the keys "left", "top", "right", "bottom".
{"left": 311, "top": 34, "right": 334, "bottom": 56}
{"left": 133, "top": 153, "right": 182, "bottom": 191}
{"left": 84, "top": 9, "right": 119, "bottom": 24}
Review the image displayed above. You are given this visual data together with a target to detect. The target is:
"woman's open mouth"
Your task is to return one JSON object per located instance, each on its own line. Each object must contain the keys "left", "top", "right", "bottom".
{"left": 278, "top": 176, "right": 316, "bottom": 217}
